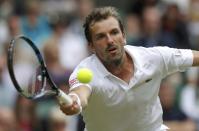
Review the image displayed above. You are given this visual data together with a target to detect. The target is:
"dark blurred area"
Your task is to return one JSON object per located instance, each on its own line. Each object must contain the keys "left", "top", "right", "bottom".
{"left": 0, "top": 0, "right": 199, "bottom": 131}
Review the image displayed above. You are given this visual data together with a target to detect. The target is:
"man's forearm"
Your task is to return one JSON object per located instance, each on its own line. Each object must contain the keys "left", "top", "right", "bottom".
{"left": 192, "top": 50, "right": 199, "bottom": 66}
{"left": 70, "top": 85, "right": 92, "bottom": 109}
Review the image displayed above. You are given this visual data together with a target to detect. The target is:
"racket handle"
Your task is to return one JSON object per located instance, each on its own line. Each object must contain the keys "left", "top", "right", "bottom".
{"left": 58, "top": 90, "right": 73, "bottom": 106}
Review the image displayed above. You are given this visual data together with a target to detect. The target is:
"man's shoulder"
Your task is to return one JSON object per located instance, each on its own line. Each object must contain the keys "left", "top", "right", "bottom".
{"left": 124, "top": 45, "right": 168, "bottom": 63}
{"left": 125, "top": 45, "right": 162, "bottom": 50}
{"left": 124, "top": 45, "right": 151, "bottom": 55}
{"left": 125, "top": 45, "right": 149, "bottom": 51}
{"left": 73, "top": 54, "right": 98, "bottom": 72}
{"left": 125, "top": 45, "right": 171, "bottom": 54}
{"left": 78, "top": 54, "right": 96, "bottom": 65}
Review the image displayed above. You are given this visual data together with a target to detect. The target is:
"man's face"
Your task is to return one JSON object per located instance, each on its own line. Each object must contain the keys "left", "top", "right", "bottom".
{"left": 89, "top": 17, "right": 126, "bottom": 65}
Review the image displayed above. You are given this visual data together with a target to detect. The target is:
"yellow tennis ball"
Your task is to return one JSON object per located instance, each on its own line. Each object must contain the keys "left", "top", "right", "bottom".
{"left": 77, "top": 68, "right": 93, "bottom": 83}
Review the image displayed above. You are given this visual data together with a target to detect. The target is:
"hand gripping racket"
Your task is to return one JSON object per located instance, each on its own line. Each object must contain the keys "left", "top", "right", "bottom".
{"left": 7, "top": 36, "right": 72, "bottom": 105}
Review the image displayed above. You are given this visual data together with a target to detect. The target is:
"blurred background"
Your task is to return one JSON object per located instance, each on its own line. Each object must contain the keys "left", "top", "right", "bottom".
{"left": 0, "top": 0, "right": 199, "bottom": 131}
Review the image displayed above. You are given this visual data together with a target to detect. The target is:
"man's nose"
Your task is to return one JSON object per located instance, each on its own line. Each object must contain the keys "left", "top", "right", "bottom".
{"left": 106, "top": 34, "right": 114, "bottom": 43}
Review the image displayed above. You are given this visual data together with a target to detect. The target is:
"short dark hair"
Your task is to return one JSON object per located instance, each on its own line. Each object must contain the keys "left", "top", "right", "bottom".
{"left": 83, "top": 6, "right": 124, "bottom": 43}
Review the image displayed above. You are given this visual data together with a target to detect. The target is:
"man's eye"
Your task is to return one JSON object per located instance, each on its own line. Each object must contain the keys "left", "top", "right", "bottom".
{"left": 96, "top": 35, "right": 105, "bottom": 40}
{"left": 111, "top": 30, "right": 119, "bottom": 35}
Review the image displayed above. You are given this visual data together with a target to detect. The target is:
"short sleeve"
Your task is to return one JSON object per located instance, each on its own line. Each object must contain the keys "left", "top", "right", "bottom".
{"left": 68, "top": 67, "right": 92, "bottom": 91}
{"left": 152, "top": 47, "right": 193, "bottom": 78}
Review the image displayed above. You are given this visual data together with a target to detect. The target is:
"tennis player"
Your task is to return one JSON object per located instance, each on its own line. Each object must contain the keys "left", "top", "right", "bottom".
{"left": 59, "top": 6, "right": 199, "bottom": 131}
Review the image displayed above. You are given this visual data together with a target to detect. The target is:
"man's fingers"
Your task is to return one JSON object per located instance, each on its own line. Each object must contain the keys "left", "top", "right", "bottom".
{"left": 59, "top": 102, "right": 80, "bottom": 115}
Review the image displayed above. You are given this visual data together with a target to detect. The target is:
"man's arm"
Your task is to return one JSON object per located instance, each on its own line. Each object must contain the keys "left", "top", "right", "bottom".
{"left": 59, "top": 85, "right": 91, "bottom": 115}
{"left": 192, "top": 50, "right": 199, "bottom": 66}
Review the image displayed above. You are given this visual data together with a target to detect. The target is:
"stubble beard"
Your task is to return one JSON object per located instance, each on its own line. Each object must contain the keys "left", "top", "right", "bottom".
{"left": 104, "top": 47, "right": 125, "bottom": 67}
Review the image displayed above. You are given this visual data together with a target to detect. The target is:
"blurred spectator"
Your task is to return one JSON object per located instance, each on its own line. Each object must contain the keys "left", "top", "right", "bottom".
{"left": 134, "top": 6, "right": 165, "bottom": 47}
{"left": 42, "top": 40, "right": 71, "bottom": 92}
{"left": 161, "top": 3, "right": 191, "bottom": 49}
{"left": 127, "top": 0, "right": 169, "bottom": 21}
{"left": 49, "top": 106, "right": 72, "bottom": 131}
{"left": 188, "top": 0, "right": 199, "bottom": 49}
{"left": 59, "top": 29, "right": 89, "bottom": 71}
{"left": 162, "top": 0, "right": 190, "bottom": 14}
{"left": 0, "top": 43, "right": 17, "bottom": 108}
{"left": 35, "top": 41, "right": 67, "bottom": 131}
{"left": 0, "top": 107, "right": 16, "bottom": 131}
{"left": 20, "top": 0, "right": 52, "bottom": 47}
{"left": 7, "top": 15, "right": 21, "bottom": 38}
{"left": 0, "top": 20, "right": 9, "bottom": 47}
{"left": 125, "top": 13, "right": 141, "bottom": 45}
{"left": 159, "top": 77, "right": 196, "bottom": 131}
{"left": 61, "top": 0, "right": 94, "bottom": 59}
{"left": 68, "top": 0, "right": 94, "bottom": 36}
{"left": 0, "top": 53, "right": 12, "bottom": 107}
{"left": 14, "top": 94, "right": 38, "bottom": 131}
{"left": 181, "top": 68, "right": 199, "bottom": 130}
{"left": 127, "top": 0, "right": 160, "bottom": 17}
{"left": 46, "top": 8, "right": 88, "bottom": 130}
{"left": 43, "top": 12, "right": 73, "bottom": 90}
{"left": 12, "top": 0, "right": 26, "bottom": 16}
{"left": 160, "top": 78, "right": 187, "bottom": 121}
{"left": 41, "top": 0, "right": 77, "bottom": 19}
{"left": 47, "top": 12, "right": 70, "bottom": 45}
{"left": 167, "top": 73, "right": 186, "bottom": 110}
{"left": 43, "top": 25, "right": 84, "bottom": 131}
{"left": 37, "top": 39, "right": 80, "bottom": 131}
{"left": 0, "top": 0, "right": 13, "bottom": 19}
{"left": 44, "top": 1, "right": 90, "bottom": 71}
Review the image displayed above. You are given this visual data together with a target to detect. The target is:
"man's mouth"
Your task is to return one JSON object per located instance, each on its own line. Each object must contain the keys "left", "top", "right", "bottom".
{"left": 107, "top": 46, "right": 118, "bottom": 53}
{"left": 108, "top": 47, "right": 117, "bottom": 51}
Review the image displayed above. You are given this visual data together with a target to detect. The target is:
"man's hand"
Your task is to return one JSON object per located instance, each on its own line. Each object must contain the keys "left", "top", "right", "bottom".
{"left": 58, "top": 85, "right": 91, "bottom": 115}
{"left": 59, "top": 94, "right": 82, "bottom": 115}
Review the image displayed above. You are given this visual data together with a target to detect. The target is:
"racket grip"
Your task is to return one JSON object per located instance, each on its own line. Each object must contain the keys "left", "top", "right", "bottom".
{"left": 58, "top": 90, "right": 73, "bottom": 106}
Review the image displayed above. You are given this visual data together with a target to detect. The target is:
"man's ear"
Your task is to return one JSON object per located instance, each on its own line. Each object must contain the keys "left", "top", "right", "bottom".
{"left": 122, "top": 32, "right": 127, "bottom": 45}
{"left": 122, "top": 32, "right": 126, "bottom": 37}
{"left": 123, "top": 38, "right": 127, "bottom": 45}
{"left": 88, "top": 42, "right": 95, "bottom": 53}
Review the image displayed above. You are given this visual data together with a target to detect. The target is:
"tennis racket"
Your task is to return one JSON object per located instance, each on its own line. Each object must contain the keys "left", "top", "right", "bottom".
{"left": 7, "top": 36, "right": 73, "bottom": 106}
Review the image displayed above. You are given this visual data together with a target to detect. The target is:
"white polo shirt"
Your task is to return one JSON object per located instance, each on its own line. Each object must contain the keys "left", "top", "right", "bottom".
{"left": 69, "top": 45, "right": 193, "bottom": 131}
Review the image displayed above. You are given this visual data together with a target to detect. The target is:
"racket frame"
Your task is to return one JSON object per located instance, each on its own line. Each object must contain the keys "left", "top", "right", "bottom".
{"left": 7, "top": 36, "right": 59, "bottom": 99}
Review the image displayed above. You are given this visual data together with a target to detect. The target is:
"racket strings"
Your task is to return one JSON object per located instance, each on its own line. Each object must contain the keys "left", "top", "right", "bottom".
{"left": 11, "top": 38, "right": 44, "bottom": 98}
{"left": 9, "top": 37, "right": 58, "bottom": 100}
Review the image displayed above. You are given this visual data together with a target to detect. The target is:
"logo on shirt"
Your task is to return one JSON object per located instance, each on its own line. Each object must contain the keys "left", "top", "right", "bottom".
{"left": 69, "top": 78, "right": 79, "bottom": 87}
{"left": 145, "top": 78, "right": 152, "bottom": 83}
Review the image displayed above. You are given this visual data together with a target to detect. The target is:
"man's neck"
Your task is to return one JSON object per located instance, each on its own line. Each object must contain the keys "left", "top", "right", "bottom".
{"left": 106, "top": 53, "right": 134, "bottom": 83}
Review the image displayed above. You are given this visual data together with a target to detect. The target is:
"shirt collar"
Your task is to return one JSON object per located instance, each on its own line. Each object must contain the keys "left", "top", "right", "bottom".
{"left": 92, "top": 54, "right": 110, "bottom": 77}
{"left": 92, "top": 45, "right": 149, "bottom": 78}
